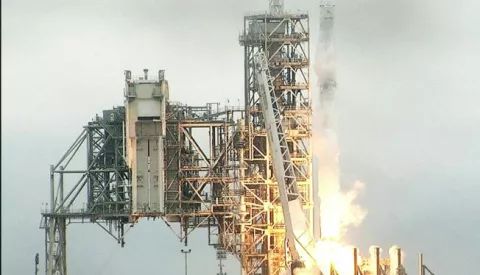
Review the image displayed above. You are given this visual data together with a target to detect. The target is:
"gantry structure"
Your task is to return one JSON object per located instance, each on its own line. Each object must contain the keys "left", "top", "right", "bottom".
{"left": 40, "top": 80, "right": 246, "bottom": 274}
{"left": 235, "top": 8, "right": 313, "bottom": 275}
{"left": 40, "top": 106, "right": 130, "bottom": 275}
{"left": 39, "top": 5, "right": 313, "bottom": 275}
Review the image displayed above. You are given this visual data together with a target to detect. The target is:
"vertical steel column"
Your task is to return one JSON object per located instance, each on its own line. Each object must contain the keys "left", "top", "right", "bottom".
{"left": 46, "top": 165, "right": 55, "bottom": 275}
{"left": 45, "top": 165, "right": 67, "bottom": 275}
{"left": 58, "top": 166, "right": 67, "bottom": 275}
{"left": 353, "top": 247, "right": 358, "bottom": 275}
{"left": 373, "top": 246, "right": 381, "bottom": 275}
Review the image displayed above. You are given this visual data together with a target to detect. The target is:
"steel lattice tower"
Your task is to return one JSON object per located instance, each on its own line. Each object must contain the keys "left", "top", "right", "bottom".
{"left": 237, "top": 10, "right": 313, "bottom": 275}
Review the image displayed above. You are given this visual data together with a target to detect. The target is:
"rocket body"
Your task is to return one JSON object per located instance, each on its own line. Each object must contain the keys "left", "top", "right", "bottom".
{"left": 317, "top": 1, "right": 337, "bottom": 131}
{"left": 313, "top": 1, "right": 338, "bottom": 243}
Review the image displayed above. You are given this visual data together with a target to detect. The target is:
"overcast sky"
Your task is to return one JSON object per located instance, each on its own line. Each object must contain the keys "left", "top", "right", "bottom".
{"left": 2, "top": 0, "right": 480, "bottom": 274}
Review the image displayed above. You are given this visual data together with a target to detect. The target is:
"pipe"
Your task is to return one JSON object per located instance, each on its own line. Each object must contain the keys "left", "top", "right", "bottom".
{"left": 418, "top": 253, "right": 424, "bottom": 275}
{"left": 50, "top": 165, "right": 54, "bottom": 212}
{"left": 238, "top": 119, "right": 247, "bottom": 245}
{"left": 353, "top": 247, "right": 358, "bottom": 275}
{"left": 47, "top": 165, "right": 55, "bottom": 275}
{"left": 369, "top": 246, "right": 380, "bottom": 275}
{"left": 59, "top": 166, "right": 64, "bottom": 212}
{"left": 389, "top": 246, "right": 401, "bottom": 275}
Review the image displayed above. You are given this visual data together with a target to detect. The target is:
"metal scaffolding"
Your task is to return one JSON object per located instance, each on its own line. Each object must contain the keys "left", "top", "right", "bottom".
{"left": 40, "top": 8, "right": 314, "bottom": 275}
{"left": 39, "top": 100, "right": 246, "bottom": 274}
{"left": 161, "top": 101, "right": 244, "bottom": 245}
{"left": 40, "top": 108, "right": 131, "bottom": 275}
{"left": 237, "top": 9, "right": 312, "bottom": 275}
{"left": 37, "top": 6, "right": 436, "bottom": 275}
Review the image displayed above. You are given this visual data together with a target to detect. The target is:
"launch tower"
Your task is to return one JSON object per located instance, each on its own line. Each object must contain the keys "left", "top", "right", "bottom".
{"left": 237, "top": 6, "right": 313, "bottom": 275}
{"left": 38, "top": 2, "right": 436, "bottom": 275}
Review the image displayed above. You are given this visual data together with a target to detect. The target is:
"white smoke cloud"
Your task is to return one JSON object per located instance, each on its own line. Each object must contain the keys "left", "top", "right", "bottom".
{"left": 337, "top": 180, "right": 368, "bottom": 235}
{"left": 315, "top": 43, "right": 337, "bottom": 86}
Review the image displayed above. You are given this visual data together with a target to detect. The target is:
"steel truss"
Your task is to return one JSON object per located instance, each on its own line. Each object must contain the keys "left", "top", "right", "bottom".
{"left": 237, "top": 10, "right": 312, "bottom": 275}
{"left": 36, "top": 36, "right": 434, "bottom": 275}
{"left": 37, "top": 9, "right": 436, "bottom": 275}
{"left": 39, "top": 102, "right": 247, "bottom": 274}
{"left": 40, "top": 107, "right": 132, "bottom": 275}
{"left": 161, "top": 102, "right": 245, "bottom": 246}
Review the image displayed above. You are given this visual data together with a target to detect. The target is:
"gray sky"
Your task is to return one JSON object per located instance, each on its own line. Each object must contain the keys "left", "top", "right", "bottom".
{"left": 2, "top": 0, "right": 480, "bottom": 274}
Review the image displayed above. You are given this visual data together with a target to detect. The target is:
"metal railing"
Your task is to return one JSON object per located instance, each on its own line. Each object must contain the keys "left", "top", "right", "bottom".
{"left": 239, "top": 33, "right": 308, "bottom": 42}
{"left": 243, "top": 10, "right": 309, "bottom": 17}
{"left": 129, "top": 74, "right": 161, "bottom": 82}
{"left": 41, "top": 205, "right": 131, "bottom": 215}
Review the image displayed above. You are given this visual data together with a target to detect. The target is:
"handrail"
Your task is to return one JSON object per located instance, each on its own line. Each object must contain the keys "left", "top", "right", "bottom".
{"left": 242, "top": 10, "right": 309, "bottom": 17}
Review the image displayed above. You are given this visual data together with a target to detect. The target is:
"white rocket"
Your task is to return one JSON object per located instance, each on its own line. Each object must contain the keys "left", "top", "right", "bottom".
{"left": 313, "top": 1, "right": 339, "bottom": 243}
{"left": 318, "top": 1, "right": 337, "bottom": 131}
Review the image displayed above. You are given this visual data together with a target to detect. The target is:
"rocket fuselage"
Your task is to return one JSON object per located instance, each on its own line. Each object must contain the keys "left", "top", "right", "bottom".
{"left": 316, "top": 2, "right": 337, "bottom": 133}
{"left": 318, "top": 2, "right": 337, "bottom": 123}
{"left": 313, "top": 1, "right": 338, "bottom": 243}
{"left": 319, "top": 2, "right": 335, "bottom": 45}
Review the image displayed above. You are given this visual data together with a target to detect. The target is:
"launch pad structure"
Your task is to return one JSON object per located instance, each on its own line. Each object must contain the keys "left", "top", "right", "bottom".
{"left": 39, "top": 2, "right": 435, "bottom": 275}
